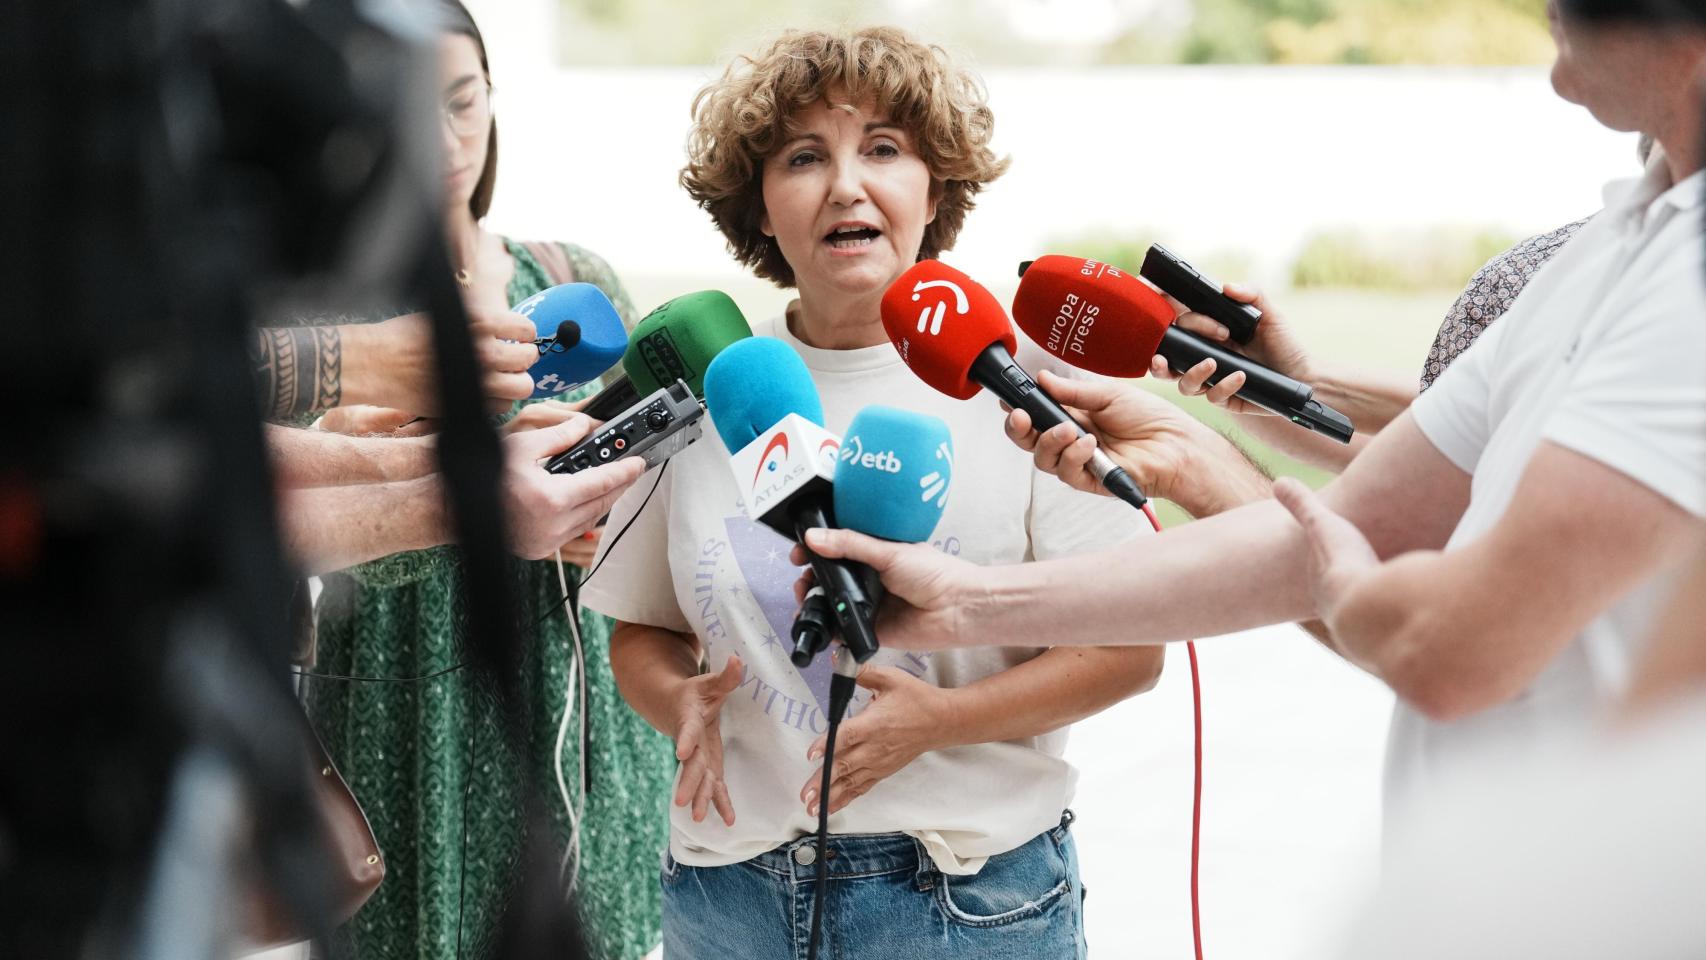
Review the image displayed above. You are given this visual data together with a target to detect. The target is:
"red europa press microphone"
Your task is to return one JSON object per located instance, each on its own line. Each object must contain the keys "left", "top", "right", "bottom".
{"left": 1012, "top": 255, "right": 1355, "bottom": 443}
{"left": 878, "top": 259, "right": 1150, "bottom": 510}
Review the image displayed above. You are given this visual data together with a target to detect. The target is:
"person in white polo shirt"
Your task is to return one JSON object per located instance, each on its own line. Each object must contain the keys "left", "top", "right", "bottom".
{"left": 804, "top": 0, "right": 1706, "bottom": 826}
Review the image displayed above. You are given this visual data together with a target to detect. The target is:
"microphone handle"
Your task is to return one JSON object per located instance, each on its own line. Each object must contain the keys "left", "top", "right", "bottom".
{"left": 580, "top": 373, "right": 641, "bottom": 421}
{"left": 1156, "top": 327, "right": 1354, "bottom": 443}
{"left": 1158, "top": 326, "right": 1313, "bottom": 409}
{"left": 791, "top": 501, "right": 881, "bottom": 663}
{"left": 970, "top": 344, "right": 1149, "bottom": 509}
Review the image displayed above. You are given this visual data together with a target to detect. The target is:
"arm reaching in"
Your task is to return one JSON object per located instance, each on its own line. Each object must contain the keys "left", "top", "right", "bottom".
{"left": 1155, "top": 284, "right": 1416, "bottom": 472}
{"left": 278, "top": 415, "right": 642, "bottom": 573}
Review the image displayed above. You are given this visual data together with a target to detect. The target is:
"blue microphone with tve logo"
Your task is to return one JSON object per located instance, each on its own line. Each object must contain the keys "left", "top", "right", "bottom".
{"left": 702, "top": 337, "right": 881, "bottom": 664}
{"left": 787, "top": 406, "right": 955, "bottom": 668}
{"left": 512, "top": 282, "right": 629, "bottom": 399}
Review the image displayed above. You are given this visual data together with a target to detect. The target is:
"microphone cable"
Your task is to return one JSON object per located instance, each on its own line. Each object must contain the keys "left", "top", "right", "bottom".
{"left": 291, "top": 459, "right": 672, "bottom": 958}
{"left": 1137, "top": 500, "right": 1206, "bottom": 960}
{"left": 807, "top": 649, "right": 859, "bottom": 960}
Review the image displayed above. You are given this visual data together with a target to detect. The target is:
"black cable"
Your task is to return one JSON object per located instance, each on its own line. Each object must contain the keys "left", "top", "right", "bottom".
{"left": 806, "top": 717, "right": 840, "bottom": 960}
{"left": 807, "top": 666, "right": 858, "bottom": 960}
{"left": 292, "top": 459, "right": 670, "bottom": 686}
{"left": 292, "top": 663, "right": 467, "bottom": 684}
{"left": 536, "top": 459, "right": 670, "bottom": 626}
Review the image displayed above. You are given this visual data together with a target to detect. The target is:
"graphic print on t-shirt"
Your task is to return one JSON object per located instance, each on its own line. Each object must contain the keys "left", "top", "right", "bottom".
{"left": 722, "top": 511, "right": 836, "bottom": 718}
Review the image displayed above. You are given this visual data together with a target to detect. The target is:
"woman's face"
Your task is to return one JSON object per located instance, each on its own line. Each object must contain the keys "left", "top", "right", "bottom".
{"left": 439, "top": 33, "right": 490, "bottom": 211}
{"left": 760, "top": 98, "right": 937, "bottom": 299}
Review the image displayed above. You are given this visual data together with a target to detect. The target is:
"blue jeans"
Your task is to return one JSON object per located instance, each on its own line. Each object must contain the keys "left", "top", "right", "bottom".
{"left": 661, "top": 812, "right": 1087, "bottom": 959}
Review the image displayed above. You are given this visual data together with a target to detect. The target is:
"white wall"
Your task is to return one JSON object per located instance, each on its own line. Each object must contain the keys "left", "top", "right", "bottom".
{"left": 473, "top": 61, "right": 1635, "bottom": 299}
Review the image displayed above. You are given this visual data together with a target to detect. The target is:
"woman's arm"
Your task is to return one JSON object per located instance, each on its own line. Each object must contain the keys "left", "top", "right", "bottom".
{"left": 1278, "top": 444, "right": 1703, "bottom": 723}
{"left": 801, "top": 640, "right": 1165, "bottom": 817}
{"left": 1158, "top": 285, "right": 1416, "bottom": 473}
{"left": 610, "top": 620, "right": 743, "bottom": 826}
{"left": 266, "top": 423, "right": 437, "bottom": 487}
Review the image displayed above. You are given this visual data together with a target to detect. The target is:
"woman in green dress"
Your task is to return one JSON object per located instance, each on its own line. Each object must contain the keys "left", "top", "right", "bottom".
{"left": 303, "top": 4, "right": 671, "bottom": 958}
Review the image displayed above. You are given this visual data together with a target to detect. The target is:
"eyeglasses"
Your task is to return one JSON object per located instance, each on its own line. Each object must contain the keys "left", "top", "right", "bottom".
{"left": 443, "top": 83, "right": 493, "bottom": 138}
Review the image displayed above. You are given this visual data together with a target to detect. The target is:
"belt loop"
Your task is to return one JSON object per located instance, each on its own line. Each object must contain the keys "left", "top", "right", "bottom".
{"left": 910, "top": 837, "right": 935, "bottom": 891}
{"left": 1052, "top": 808, "right": 1075, "bottom": 842}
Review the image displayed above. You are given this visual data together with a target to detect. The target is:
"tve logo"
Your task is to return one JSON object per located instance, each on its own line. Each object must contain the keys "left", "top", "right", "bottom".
{"left": 838, "top": 436, "right": 903, "bottom": 473}
{"left": 910, "top": 279, "right": 969, "bottom": 336}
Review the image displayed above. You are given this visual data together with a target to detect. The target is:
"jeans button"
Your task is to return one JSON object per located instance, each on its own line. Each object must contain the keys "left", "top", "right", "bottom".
{"left": 794, "top": 845, "right": 817, "bottom": 866}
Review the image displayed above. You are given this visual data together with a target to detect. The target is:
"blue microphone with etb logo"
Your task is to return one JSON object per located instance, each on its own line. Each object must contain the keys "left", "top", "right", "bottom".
{"left": 833, "top": 405, "right": 953, "bottom": 544}
{"left": 789, "top": 406, "right": 955, "bottom": 669}
{"left": 511, "top": 282, "right": 628, "bottom": 399}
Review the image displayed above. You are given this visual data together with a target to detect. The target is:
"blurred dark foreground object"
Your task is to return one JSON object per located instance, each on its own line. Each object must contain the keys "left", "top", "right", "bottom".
{"left": 0, "top": 0, "right": 585, "bottom": 957}
{"left": 1562, "top": 0, "right": 1706, "bottom": 22}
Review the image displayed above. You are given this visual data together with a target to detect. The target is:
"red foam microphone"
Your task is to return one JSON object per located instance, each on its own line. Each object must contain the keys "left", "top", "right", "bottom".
{"left": 1013, "top": 255, "right": 1355, "bottom": 443}
{"left": 1011, "top": 256, "right": 1172, "bottom": 376}
{"left": 880, "top": 260, "right": 1149, "bottom": 509}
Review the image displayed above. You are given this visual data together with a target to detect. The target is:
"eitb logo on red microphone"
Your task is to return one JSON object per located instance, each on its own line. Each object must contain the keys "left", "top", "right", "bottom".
{"left": 910, "top": 279, "right": 969, "bottom": 336}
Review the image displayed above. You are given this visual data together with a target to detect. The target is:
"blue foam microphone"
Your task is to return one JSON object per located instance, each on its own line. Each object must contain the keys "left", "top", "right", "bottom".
{"left": 783, "top": 406, "right": 954, "bottom": 667}
{"left": 703, "top": 337, "right": 880, "bottom": 663}
{"left": 511, "top": 282, "right": 628, "bottom": 399}
{"left": 833, "top": 406, "right": 953, "bottom": 543}
{"left": 702, "top": 336, "right": 824, "bottom": 450}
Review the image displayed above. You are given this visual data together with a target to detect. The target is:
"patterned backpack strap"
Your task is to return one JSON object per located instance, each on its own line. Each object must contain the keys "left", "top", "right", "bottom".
{"left": 521, "top": 240, "right": 578, "bottom": 287}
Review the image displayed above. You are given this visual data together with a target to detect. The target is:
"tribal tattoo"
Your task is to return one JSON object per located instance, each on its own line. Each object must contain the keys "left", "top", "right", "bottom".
{"left": 253, "top": 325, "right": 343, "bottom": 419}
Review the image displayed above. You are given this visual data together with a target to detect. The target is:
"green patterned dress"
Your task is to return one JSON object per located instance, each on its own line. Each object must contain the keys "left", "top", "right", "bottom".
{"left": 304, "top": 240, "right": 672, "bottom": 960}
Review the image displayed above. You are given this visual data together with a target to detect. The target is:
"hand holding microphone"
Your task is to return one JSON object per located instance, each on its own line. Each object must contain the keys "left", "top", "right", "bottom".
{"left": 703, "top": 337, "right": 883, "bottom": 663}
{"left": 499, "top": 414, "right": 646, "bottom": 560}
{"left": 1013, "top": 256, "right": 1354, "bottom": 443}
{"left": 1153, "top": 283, "right": 1321, "bottom": 417}
{"left": 1004, "top": 369, "right": 1273, "bottom": 519}
{"left": 879, "top": 260, "right": 1151, "bottom": 510}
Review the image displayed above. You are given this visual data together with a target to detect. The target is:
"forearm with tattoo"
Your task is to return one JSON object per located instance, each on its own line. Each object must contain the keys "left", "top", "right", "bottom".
{"left": 253, "top": 326, "right": 342, "bottom": 419}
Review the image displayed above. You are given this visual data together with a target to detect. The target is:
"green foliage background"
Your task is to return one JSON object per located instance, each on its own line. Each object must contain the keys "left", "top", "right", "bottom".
{"left": 554, "top": 0, "right": 1553, "bottom": 67}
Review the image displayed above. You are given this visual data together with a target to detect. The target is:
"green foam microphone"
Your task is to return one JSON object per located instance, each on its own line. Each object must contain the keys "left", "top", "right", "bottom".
{"left": 581, "top": 290, "right": 753, "bottom": 420}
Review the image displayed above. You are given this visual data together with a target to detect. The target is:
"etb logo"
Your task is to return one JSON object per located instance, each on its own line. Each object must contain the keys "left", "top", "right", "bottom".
{"left": 911, "top": 279, "right": 969, "bottom": 336}
{"left": 838, "top": 436, "right": 902, "bottom": 473}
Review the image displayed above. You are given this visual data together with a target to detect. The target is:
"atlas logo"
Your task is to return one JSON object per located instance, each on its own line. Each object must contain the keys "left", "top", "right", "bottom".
{"left": 752, "top": 431, "right": 790, "bottom": 489}
{"left": 838, "top": 436, "right": 902, "bottom": 473}
{"left": 918, "top": 441, "right": 952, "bottom": 509}
{"left": 910, "top": 279, "right": 969, "bottom": 336}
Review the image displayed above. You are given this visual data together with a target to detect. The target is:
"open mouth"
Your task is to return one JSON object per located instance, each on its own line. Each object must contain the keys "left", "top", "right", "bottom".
{"left": 824, "top": 224, "right": 882, "bottom": 249}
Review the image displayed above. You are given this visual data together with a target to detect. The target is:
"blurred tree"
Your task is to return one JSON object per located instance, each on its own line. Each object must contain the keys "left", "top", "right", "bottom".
{"left": 1171, "top": 0, "right": 1552, "bottom": 65}
{"left": 552, "top": 0, "right": 1553, "bottom": 67}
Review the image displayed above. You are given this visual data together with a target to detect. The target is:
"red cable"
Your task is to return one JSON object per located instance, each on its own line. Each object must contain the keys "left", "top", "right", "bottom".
{"left": 1140, "top": 501, "right": 1204, "bottom": 960}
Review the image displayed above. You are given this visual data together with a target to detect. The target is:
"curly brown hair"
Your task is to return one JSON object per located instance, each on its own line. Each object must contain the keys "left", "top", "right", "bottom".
{"left": 680, "top": 26, "right": 1010, "bottom": 288}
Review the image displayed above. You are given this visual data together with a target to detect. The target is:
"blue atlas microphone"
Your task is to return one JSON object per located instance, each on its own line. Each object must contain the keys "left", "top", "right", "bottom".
{"left": 702, "top": 337, "right": 881, "bottom": 664}
{"left": 511, "top": 282, "right": 628, "bottom": 399}
{"left": 788, "top": 406, "right": 954, "bottom": 668}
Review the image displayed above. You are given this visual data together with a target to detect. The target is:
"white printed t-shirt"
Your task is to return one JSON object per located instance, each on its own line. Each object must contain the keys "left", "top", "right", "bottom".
{"left": 580, "top": 311, "right": 1145, "bottom": 873}
{"left": 1397, "top": 153, "right": 1706, "bottom": 815}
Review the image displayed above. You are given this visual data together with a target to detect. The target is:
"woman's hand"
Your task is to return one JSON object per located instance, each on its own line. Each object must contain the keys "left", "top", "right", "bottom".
{"left": 1006, "top": 370, "right": 1271, "bottom": 518}
{"left": 1152, "top": 284, "right": 1317, "bottom": 417}
{"left": 799, "top": 666, "right": 953, "bottom": 816}
{"left": 503, "top": 398, "right": 587, "bottom": 434}
{"left": 790, "top": 532, "right": 975, "bottom": 652}
{"left": 340, "top": 309, "right": 538, "bottom": 416}
{"left": 506, "top": 400, "right": 609, "bottom": 567}
{"left": 671, "top": 656, "right": 745, "bottom": 826}
{"left": 1272, "top": 477, "right": 1380, "bottom": 626}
